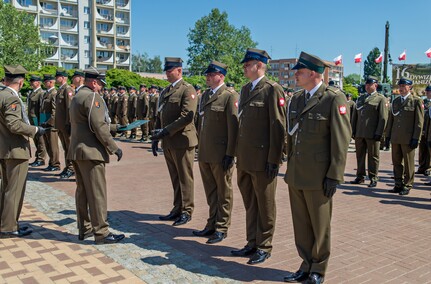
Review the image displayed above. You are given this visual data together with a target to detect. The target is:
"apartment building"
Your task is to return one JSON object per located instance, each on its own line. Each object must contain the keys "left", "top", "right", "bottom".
{"left": 4, "top": 0, "right": 131, "bottom": 70}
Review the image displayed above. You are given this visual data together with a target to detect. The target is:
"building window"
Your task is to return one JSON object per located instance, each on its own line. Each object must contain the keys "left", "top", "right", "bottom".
{"left": 84, "top": 50, "right": 90, "bottom": 58}
{"left": 84, "top": 36, "right": 90, "bottom": 43}
{"left": 84, "top": 21, "right": 90, "bottom": 29}
{"left": 84, "top": 6, "right": 90, "bottom": 14}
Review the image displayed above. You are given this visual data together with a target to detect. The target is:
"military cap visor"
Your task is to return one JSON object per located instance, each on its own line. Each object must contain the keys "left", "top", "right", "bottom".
{"left": 55, "top": 69, "right": 68, "bottom": 77}
{"left": 365, "top": 76, "right": 379, "bottom": 84}
{"left": 71, "top": 70, "right": 85, "bottom": 78}
{"left": 4, "top": 65, "right": 28, "bottom": 78}
{"left": 226, "top": 83, "right": 235, "bottom": 87}
{"left": 292, "top": 52, "right": 328, "bottom": 74}
{"left": 129, "top": 86, "right": 137, "bottom": 90}
{"left": 29, "top": 75, "right": 42, "bottom": 82}
{"left": 43, "top": 74, "right": 55, "bottom": 81}
{"left": 84, "top": 67, "right": 106, "bottom": 85}
{"left": 164, "top": 57, "right": 183, "bottom": 71}
{"left": 140, "top": 84, "right": 146, "bottom": 88}
{"left": 203, "top": 62, "right": 228, "bottom": 76}
{"left": 110, "top": 87, "right": 117, "bottom": 91}
{"left": 118, "top": 86, "right": 126, "bottom": 90}
{"left": 398, "top": 77, "right": 413, "bottom": 85}
{"left": 426, "top": 85, "right": 431, "bottom": 92}
{"left": 241, "top": 49, "right": 271, "bottom": 64}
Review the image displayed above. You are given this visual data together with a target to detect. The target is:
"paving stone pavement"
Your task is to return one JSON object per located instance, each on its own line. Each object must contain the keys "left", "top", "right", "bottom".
{"left": 1, "top": 138, "right": 431, "bottom": 283}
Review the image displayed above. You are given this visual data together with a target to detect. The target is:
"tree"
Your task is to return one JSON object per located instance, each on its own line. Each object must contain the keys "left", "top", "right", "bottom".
{"left": 0, "top": 2, "right": 48, "bottom": 70}
{"left": 187, "top": 8, "right": 257, "bottom": 87}
{"left": 363, "top": 47, "right": 381, "bottom": 82}
{"left": 344, "top": 74, "right": 361, "bottom": 85}
{"left": 343, "top": 83, "right": 359, "bottom": 100}
{"left": 131, "top": 52, "right": 163, "bottom": 73}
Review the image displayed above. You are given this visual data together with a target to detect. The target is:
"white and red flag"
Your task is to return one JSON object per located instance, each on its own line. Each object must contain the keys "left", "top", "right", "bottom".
{"left": 354, "top": 53, "right": 362, "bottom": 63}
{"left": 375, "top": 52, "right": 383, "bottom": 63}
{"left": 425, "top": 48, "right": 431, "bottom": 58}
{"left": 333, "top": 55, "right": 342, "bottom": 65}
{"left": 398, "top": 50, "right": 406, "bottom": 61}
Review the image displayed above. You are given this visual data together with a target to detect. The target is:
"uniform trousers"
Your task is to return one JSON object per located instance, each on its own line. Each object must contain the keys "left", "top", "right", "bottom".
{"left": 33, "top": 132, "right": 46, "bottom": 162}
{"left": 58, "top": 130, "right": 73, "bottom": 171}
{"left": 391, "top": 143, "right": 416, "bottom": 188}
{"left": 198, "top": 162, "right": 233, "bottom": 233}
{"left": 237, "top": 169, "right": 276, "bottom": 253}
{"left": 164, "top": 147, "right": 194, "bottom": 216}
{"left": 139, "top": 117, "right": 149, "bottom": 138}
{"left": 417, "top": 136, "right": 430, "bottom": 173}
{"left": 0, "top": 159, "right": 28, "bottom": 232}
{"left": 354, "top": 137, "right": 380, "bottom": 181}
{"left": 43, "top": 130, "right": 60, "bottom": 168}
{"left": 73, "top": 160, "right": 110, "bottom": 240}
{"left": 127, "top": 117, "right": 137, "bottom": 135}
{"left": 288, "top": 185, "right": 332, "bottom": 276}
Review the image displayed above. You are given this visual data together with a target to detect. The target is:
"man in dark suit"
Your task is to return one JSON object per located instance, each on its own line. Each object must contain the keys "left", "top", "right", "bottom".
{"left": 192, "top": 61, "right": 238, "bottom": 244}
{"left": 231, "top": 48, "right": 286, "bottom": 265}
{"left": 68, "top": 67, "right": 124, "bottom": 244}
{"left": 283, "top": 52, "right": 351, "bottom": 284}
{"left": 151, "top": 57, "right": 198, "bottom": 226}
{"left": 0, "top": 65, "right": 46, "bottom": 238}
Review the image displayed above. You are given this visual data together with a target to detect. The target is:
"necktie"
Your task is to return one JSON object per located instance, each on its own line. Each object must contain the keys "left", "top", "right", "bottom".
{"left": 305, "top": 92, "right": 311, "bottom": 102}
{"left": 250, "top": 84, "right": 254, "bottom": 92}
{"left": 401, "top": 97, "right": 405, "bottom": 103}
{"left": 209, "top": 90, "right": 214, "bottom": 98}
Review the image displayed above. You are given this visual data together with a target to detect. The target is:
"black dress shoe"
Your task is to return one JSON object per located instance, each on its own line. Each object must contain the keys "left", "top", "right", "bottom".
{"left": 415, "top": 170, "right": 425, "bottom": 175}
{"left": 231, "top": 245, "right": 257, "bottom": 257}
{"left": 29, "top": 160, "right": 45, "bottom": 167}
{"left": 95, "top": 233, "right": 125, "bottom": 244}
{"left": 192, "top": 228, "right": 215, "bottom": 237}
{"left": 399, "top": 188, "right": 410, "bottom": 195}
{"left": 0, "top": 228, "right": 33, "bottom": 238}
{"left": 78, "top": 232, "right": 94, "bottom": 241}
{"left": 424, "top": 182, "right": 431, "bottom": 186}
{"left": 350, "top": 177, "right": 365, "bottom": 184}
{"left": 159, "top": 212, "right": 180, "bottom": 221}
{"left": 368, "top": 181, "right": 377, "bottom": 188}
{"left": 44, "top": 166, "right": 61, "bottom": 172}
{"left": 247, "top": 249, "right": 271, "bottom": 265}
{"left": 305, "top": 272, "right": 324, "bottom": 284}
{"left": 388, "top": 186, "right": 403, "bottom": 193}
{"left": 284, "top": 270, "right": 309, "bottom": 283}
{"left": 172, "top": 213, "right": 191, "bottom": 226}
{"left": 60, "top": 169, "right": 75, "bottom": 179}
{"left": 206, "top": 231, "right": 226, "bottom": 244}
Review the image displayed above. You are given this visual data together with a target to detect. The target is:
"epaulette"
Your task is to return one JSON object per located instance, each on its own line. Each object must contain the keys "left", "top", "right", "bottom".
{"left": 293, "top": 89, "right": 303, "bottom": 96}
{"left": 266, "top": 80, "right": 278, "bottom": 87}
{"left": 183, "top": 81, "right": 192, "bottom": 87}
{"left": 326, "top": 86, "right": 344, "bottom": 96}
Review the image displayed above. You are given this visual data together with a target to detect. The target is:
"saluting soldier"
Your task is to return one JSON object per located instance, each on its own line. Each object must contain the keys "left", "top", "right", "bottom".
{"left": 231, "top": 48, "right": 286, "bottom": 265}
{"left": 68, "top": 67, "right": 124, "bottom": 244}
{"left": 127, "top": 86, "right": 138, "bottom": 139}
{"left": 386, "top": 77, "right": 424, "bottom": 196}
{"left": 40, "top": 74, "right": 61, "bottom": 172}
{"left": 0, "top": 65, "right": 46, "bottom": 238}
{"left": 283, "top": 52, "right": 351, "bottom": 284}
{"left": 151, "top": 57, "right": 198, "bottom": 226}
{"left": 417, "top": 85, "right": 431, "bottom": 176}
{"left": 192, "top": 61, "right": 239, "bottom": 244}
{"left": 28, "top": 75, "right": 47, "bottom": 167}
{"left": 55, "top": 69, "right": 75, "bottom": 179}
{"left": 350, "top": 76, "right": 387, "bottom": 187}
{"left": 137, "top": 84, "right": 149, "bottom": 141}
{"left": 116, "top": 86, "right": 129, "bottom": 136}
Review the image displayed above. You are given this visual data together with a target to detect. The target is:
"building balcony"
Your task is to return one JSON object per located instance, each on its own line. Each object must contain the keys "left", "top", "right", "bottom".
{"left": 115, "top": 16, "right": 129, "bottom": 25}
{"left": 46, "top": 48, "right": 59, "bottom": 60}
{"left": 59, "top": 5, "right": 78, "bottom": 17}
{"left": 116, "top": 44, "right": 130, "bottom": 52}
{"left": 39, "top": 19, "right": 58, "bottom": 30}
{"left": 116, "top": 55, "right": 130, "bottom": 65}
{"left": 59, "top": 35, "right": 78, "bottom": 47}
{"left": 96, "top": 0, "right": 114, "bottom": 7}
{"left": 97, "top": 25, "right": 114, "bottom": 35}
{"left": 61, "top": 53, "right": 78, "bottom": 62}
{"left": 96, "top": 39, "right": 114, "bottom": 49}
{"left": 60, "top": 22, "right": 78, "bottom": 32}
{"left": 116, "top": 27, "right": 130, "bottom": 37}
{"left": 116, "top": 0, "right": 130, "bottom": 10}
{"left": 96, "top": 10, "right": 114, "bottom": 21}
{"left": 59, "top": 0, "right": 78, "bottom": 4}
{"left": 97, "top": 53, "right": 114, "bottom": 63}
{"left": 15, "top": 0, "right": 37, "bottom": 11}
{"left": 39, "top": 2, "right": 58, "bottom": 15}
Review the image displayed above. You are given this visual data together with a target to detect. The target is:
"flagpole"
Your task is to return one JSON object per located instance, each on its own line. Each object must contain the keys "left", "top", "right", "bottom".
{"left": 359, "top": 62, "right": 362, "bottom": 84}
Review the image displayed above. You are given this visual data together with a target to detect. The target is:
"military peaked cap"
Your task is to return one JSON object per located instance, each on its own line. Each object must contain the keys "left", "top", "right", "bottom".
{"left": 55, "top": 68, "right": 68, "bottom": 77}
{"left": 194, "top": 84, "right": 202, "bottom": 90}
{"left": 140, "top": 84, "right": 146, "bottom": 88}
{"left": 226, "top": 82, "right": 235, "bottom": 87}
{"left": 241, "top": 48, "right": 271, "bottom": 64}
{"left": 129, "top": 86, "right": 137, "bottom": 91}
{"left": 398, "top": 77, "right": 413, "bottom": 85}
{"left": 292, "top": 51, "right": 329, "bottom": 74}
{"left": 366, "top": 76, "right": 379, "bottom": 84}
{"left": 164, "top": 57, "right": 183, "bottom": 71}
{"left": 72, "top": 69, "right": 85, "bottom": 78}
{"left": 29, "top": 75, "right": 42, "bottom": 82}
{"left": 4, "top": 65, "right": 28, "bottom": 78}
{"left": 43, "top": 74, "right": 55, "bottom": 81}
{"left": 203, "top": 60, "right": 228, "bottom": 76}
{"left": 426, "top": 85, "right": 431, "bottom": 92}
{"left": 118, "top": 85, "right": 126, "bottom": 90}
{"left": 84, "top": 67, "right": 106, "bottom": 84}
{"left": 110, "top": 87, "right": 117, "bottom": 91}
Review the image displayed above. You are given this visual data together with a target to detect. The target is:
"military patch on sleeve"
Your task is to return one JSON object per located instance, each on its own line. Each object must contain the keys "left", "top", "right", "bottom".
{"left": 68, "top": 91, "right": 73, "bottom": 97}
{"left": 235, "top": 101, "right": 238, "bottom": 108}
{"left": 279, "top": 98, "right": 285, "bottom": 107}
{"left": 10, "top": 104, "right": 17, "bottom": 111}
{"left": 191, "top": 94, "right": 195, "bottom": 99}
{"left": 422, "top": 104, "right": 425, "bottom": 109}
{"left": 339, "top": 105, "right": 347, "bottom": 115}
{"left": 95, "top": 101, "right": 100, "bottom": 108}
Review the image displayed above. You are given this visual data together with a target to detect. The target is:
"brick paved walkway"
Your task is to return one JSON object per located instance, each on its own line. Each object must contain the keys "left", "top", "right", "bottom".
{"left": 1, "top": 138, "right": 430, "bottom": 283}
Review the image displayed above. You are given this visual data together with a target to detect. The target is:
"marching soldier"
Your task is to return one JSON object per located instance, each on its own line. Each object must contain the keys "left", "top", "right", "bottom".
{"left": 137, "top": 84, "right": 149, "bottom": 141}
{"left": 192, "top": 61, "right": 239, "bottom": 244}
{"left": 0, "top": 65, "right": 46, "bottom": 238}
{"left": 417, "top": 85, "right": 431, "bottom": 176}
{"left": 40, "top": 74, "right": 61, "bottom": 172}
{"left": 54, "top": 69, "right": 75, "bottom": 179}
{"left": 127, "top": 86, "right": 138, "bottom": 139}
{"left": 231, "top": 48, "right": 286, "bottom": 265}
{"left": 151, "top": 57, "right": 198, "bottom": 226}
{"left": 148, "top": 85, "right": 159, "bottom": 136}
{"left": 28, "top": 75, "right": 47, "bottom": 167}
{"left": 283, "top": 52, "right": 351, "bottom": 284}
{"left": 116, "top": 86, "right": 129, "bottom": 136}
{"left": 386, "top": 77, "right": 424, "bottom": 196}
{"left": 68, "top": 67, "right": 124, "bottom": 244}
{"left": 350, "top": 76, "right": 387, "bottom": 187}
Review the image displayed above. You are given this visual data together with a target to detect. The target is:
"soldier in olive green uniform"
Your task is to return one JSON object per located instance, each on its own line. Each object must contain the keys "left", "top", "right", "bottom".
{"left": 346, "top": 93, "right": 356, "bottom": 124}
{"left": 151, "top": 57, "right": 198, "bottom": 226}
{"left": 192, "top": 61, "right": 238, "bottom": 244}
{"left": 0, "top": 65, "right": 46, "bottom": 238}
{"left": 386, "top": 78, "right": 424, "bottom": 195}
{"left": 116, "top": 86, "right": 129, "bottom": 132}
{"left": 231, "top": 49, "right": 286, "bottom": 265}
{"left": 148, "top": 85, "right": 159, "bottom": 136}
{"left": 127, "top": 86, "right": 138, "bottom": 139}
{"left": 417, "top": 85, "right": 431, "bottom": 175}
{"left": 68, "top": 67, "right": 124, "bottom": 244}
{"left": 40, "top": 75, "right": 61, "bottom": 171}
{"left": 137, "top": 84, "right": 149, "bottom": 141}
{"left": 28, "top": 75, "right": 47, "bottom": 167}
{"left": 283, "top": 52, "right": 351, "bottom": 284}
{"left": 350, "top": 76, "right": 387, "bottom": 187}
{"left": 55, "top": 69, "right": 75, "bottom": 179}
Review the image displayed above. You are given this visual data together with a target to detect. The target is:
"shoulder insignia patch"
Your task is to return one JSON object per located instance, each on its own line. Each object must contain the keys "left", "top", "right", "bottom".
{"left": 68, "top": 91, "right": 73, "bottom": 97}
{"left": 339, "top": 105, "right": 347, "bottom": 115}
{"left": 10, "top": 104, "right": 17, "bottom": 111}
{"left": 95, "top": 101, "right": 100, "bottom": 108}
{"left": 235, "top": 101, "right": 238, "bottom": 108}
{"left": 191, "top": 94, "right": 195, "bottom": 100}
{"left": 279, "top": 98, "right": 285, "bottom": 107}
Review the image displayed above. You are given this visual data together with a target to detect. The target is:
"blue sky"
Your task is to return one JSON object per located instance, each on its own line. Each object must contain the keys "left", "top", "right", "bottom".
{"left": 131, "top": 0, "right": 431, "bottom": 75}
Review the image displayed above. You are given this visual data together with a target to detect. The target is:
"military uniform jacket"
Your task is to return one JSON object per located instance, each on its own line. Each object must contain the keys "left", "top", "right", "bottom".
{"left": 55, "top": 83, "right": 74, "bottom": 131}
{"left": 27, "top": 87, "right": 44, "bottom": 124}
{"left": 109, "top": 94, "right": 118, "bottom": 117}
{"left": 0, "top": 87, "right": 36, "bottom": 159}
{"left": 116, "top": 94, "right": 128, "bottom": 118}
{"left": 155, "top": 79, "right": 198, "bottom": 149}
{"left": 351, "top": 92, "right": 387, "bottom": 139}
{"left": 236, "top": 76, "right": 286, "bottom": 171}
{"left": 127, "top": 93, "right": 138, "bottom": 118}
{"left": 136, "top": 92, "right": 149, "bottom": 119}
{"left": 285, "top": 84, "right": 351, "bottom": 189}
{"left": 67, "top": 86, "right": 118, "bottom": 163}
{"left": 198, "top": 84, "right": 239, "bottom": 163}
{"left": 386, "top": 95, "right": 424, "bottom": 144}
{"left": 422, "top": 100, "right": 431, "bottom": 139}
{"left": 148, "top": 93, "right": 159, "bottom": 119}
{"left": 40, "top": 87, "right": 57, "bottom": 127}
